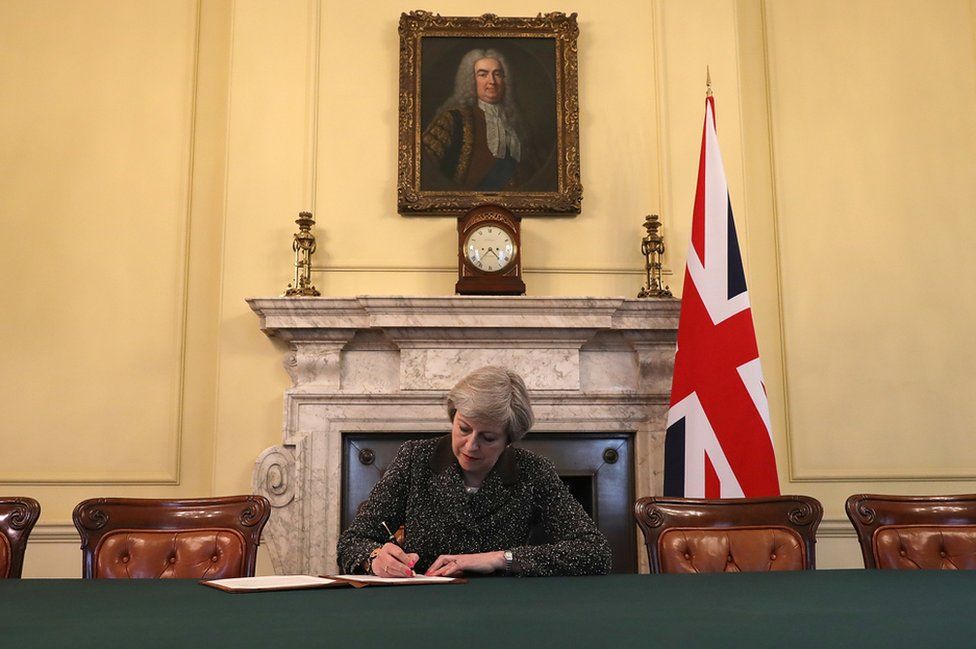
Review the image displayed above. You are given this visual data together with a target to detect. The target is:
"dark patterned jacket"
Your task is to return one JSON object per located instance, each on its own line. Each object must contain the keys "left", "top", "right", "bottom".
{"left": 336, "top": 436, "right": 612, "bottom": 577}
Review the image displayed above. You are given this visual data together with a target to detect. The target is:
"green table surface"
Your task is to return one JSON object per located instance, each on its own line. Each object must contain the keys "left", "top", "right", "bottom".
{"left": 2, "top": 571, "right": 974, "bottom": 648}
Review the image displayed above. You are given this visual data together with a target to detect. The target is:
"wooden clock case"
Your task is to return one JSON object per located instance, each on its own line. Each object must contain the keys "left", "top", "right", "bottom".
{"left": 455, "top": 204, "right": 526, "bottom": 296}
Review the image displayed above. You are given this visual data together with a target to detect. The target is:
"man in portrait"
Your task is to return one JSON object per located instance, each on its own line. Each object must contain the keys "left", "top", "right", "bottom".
{"left": 421, "top": 49, "right": 540, "bottom": 191}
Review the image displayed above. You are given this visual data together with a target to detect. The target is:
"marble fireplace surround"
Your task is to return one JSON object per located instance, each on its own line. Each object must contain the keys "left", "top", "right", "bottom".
{"left": 248, "top": 296, "right": 679, "bottom": 575}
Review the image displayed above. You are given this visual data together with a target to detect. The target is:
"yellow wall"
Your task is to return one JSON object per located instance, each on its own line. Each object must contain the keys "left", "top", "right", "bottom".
{"left": 1, "top": 0, "right": 229, "bottom": 575}
{"left": 2, "top": 0, "right": 974, "bottom": 575}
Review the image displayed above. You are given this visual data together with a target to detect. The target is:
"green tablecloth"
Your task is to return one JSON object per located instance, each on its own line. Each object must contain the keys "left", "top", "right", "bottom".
{"left": 2, "top": 571, "right": 974, "bottom": 648}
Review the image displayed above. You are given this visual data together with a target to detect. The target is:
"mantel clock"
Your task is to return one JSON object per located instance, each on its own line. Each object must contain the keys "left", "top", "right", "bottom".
{"left": 455, "top": 205, "right": 525, "bottom": 296}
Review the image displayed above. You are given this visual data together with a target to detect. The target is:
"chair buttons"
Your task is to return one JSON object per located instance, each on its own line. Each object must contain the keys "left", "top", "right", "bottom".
{"left": 727, "top": 555, "right": 734, "bottom": 563}
{"left": 940, "top": 551, "right": 947, "bottom": 558}
{"left": 683, "top": 553, "right": 691, "bottom": 560}
{"left": 121, "top": 556, "right": 130, "bottom": 564}
{"left": 899, "top": 550, "right": 907, "bottom": 557}
{"left": 169, "top": 556, "right": 177, "bottom": 564}
{"left": 770, "top": 553, "right": 777, "bottom": 561}
{"left": 211, "top": 555, "right": 219, "bottom": 563}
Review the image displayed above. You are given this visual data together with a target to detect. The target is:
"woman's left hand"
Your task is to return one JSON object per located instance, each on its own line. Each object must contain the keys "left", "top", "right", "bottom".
{"left": 425, "top": 551, "right": 506, "bottom": 576}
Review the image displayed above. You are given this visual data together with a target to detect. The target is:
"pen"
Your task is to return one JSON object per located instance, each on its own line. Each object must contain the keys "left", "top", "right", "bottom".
{"left": 381, "top": 521, "right": 415, "bottom": 576}
{"left": 381, "top": 521, "right": 399, "bottom": 546}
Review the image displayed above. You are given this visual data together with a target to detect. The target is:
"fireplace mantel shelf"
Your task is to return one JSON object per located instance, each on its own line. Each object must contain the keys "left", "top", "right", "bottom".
{"left": 247, "top": 295, "right": 679, "bottom": 342}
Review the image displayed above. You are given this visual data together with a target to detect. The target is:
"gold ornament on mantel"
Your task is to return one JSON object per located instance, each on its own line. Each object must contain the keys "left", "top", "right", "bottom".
{"left": 638, "top": 214, "right": 672, "bottom": 298}
{"left": 283, "top": 211, "right": 321, "bottom": 297}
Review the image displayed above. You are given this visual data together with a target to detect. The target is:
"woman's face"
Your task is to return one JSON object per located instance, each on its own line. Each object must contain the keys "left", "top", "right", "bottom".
{"left": 451, "top": 412, "right": 507, "bottom": 483}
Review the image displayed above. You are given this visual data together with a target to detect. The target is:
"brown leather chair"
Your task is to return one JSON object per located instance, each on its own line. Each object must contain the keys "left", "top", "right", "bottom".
{"left": 634, "top": 496, "right": 823, "bottom": 573}
{"left": 0, "top": 497, "right": 41, "bottom": 578}
{"left": 73, "top": 496, "right": 270, "bottom": 579}
{"left": 846, "top": 493, "right": 976, "bottom": 569}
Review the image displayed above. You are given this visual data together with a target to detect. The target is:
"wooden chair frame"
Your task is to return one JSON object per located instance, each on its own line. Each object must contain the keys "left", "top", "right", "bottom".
{"left": 72, "top": 495, "right": 270, "bottom": 579}
{"left": 634, "top": 495, "right": 823, "bottom": 573}
{"left": 0, "top": 497, "right": 41, "bottom": 578}
{"left": 846, "top": 493, "right": 976, "bottom": 569}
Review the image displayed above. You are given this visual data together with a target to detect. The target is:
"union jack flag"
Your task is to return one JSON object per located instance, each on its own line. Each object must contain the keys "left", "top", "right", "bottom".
{"left": 664, "top": 94, "right": 780, "bottom": 498}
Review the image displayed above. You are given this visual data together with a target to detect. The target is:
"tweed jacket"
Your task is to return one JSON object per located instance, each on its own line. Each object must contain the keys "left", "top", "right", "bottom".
{"left": 336, "top": 435, "right": 612, "bottom": 577}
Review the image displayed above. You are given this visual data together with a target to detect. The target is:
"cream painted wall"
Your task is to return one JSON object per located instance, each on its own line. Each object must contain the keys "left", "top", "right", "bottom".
{"left": 0, "top": 0, "right": 230, "bottom": 576}
{"left": 2, "top": 0, "right": 974, "bottom": 575}
{"left": 750, "top": 0, "right": 976, "bottom": 562}
{"left": 311, "top": 0, "right": 658, "bottom": 298}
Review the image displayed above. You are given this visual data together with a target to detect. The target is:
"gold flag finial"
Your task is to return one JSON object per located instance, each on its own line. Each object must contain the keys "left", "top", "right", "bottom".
{"left": 706, "top": 66, "right": 713, "bottom": 97}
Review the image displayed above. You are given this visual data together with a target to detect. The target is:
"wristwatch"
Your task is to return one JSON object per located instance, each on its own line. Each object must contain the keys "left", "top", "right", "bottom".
{"left": 503, "top": 550, "right": 514, "bottom": 574}
{"left": 363, "top": 547, "right": 382, "bottom": 574}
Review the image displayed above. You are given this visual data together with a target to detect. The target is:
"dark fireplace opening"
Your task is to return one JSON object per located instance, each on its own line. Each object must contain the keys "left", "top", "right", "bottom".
{"left": 561, "top": 475, "right": 594, "bottom": 516}
{"left": 342, "top": 432, "right": 635, "bottom": 573}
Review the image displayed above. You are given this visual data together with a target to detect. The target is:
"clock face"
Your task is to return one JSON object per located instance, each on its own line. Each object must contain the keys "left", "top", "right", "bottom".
{"left": 464, "top": 224, "right": 516, "bottom": 273}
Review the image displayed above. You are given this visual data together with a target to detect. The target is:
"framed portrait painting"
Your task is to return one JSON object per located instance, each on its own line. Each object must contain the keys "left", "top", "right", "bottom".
{"left": 398, "top": 11, "right": 581, "bottom": 215}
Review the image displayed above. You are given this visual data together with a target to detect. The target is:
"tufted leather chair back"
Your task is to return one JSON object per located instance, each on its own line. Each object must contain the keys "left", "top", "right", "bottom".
{"left": 634, "top": 496, "right": 823, "bottom": 574}
{"left": 846, "top": 494, "right": 976, "bottom": 570}
{"left": 0, "top": 497, "right": 41, "bottom": 579}
{"left": 73, "top": 496, "right": 270, "bottom": 579}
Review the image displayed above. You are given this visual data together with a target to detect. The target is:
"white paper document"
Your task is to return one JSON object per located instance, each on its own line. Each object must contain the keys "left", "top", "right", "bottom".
{"left": 202, "top": 575, "right": 340, "bottom": 592}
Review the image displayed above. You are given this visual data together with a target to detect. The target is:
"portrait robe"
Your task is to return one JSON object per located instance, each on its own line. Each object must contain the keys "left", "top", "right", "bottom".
{"left": 421, "top": 106, "right": 524, "bottom": 191}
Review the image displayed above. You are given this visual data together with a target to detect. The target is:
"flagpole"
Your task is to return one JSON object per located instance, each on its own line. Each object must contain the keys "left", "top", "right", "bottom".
{"left": 662, "top": 66, "right": 780, "bottom": 497}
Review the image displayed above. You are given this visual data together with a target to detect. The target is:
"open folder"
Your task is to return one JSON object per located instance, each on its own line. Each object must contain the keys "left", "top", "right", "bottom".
{"left": 201, "top": 575, "right": 345, "bottom": 593}
{"left": 201, "top": 574, "right": 464, "bottom": 593}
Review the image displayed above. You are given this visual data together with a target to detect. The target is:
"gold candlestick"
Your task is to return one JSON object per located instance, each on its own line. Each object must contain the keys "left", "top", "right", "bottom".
{"left": 283, "top": 211, "right": 321, "bottom": 297}
{"left": 638, "top": 214, "right": 672, "bottom": 298}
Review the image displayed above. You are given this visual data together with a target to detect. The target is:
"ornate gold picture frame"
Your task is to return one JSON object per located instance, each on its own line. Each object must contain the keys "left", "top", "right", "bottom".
{"left": 398, "top": 11, "right": 581, "bottom": 215}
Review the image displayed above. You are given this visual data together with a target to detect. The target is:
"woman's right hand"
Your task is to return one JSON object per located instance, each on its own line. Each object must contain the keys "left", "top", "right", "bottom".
{"left": 370, "top": 543, "right": 420, "bottom": 577}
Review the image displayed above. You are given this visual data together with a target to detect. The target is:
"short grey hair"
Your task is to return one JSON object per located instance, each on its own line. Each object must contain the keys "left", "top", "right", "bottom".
{"left": 446, "top": 366, "right": 535, "bottom": 442}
